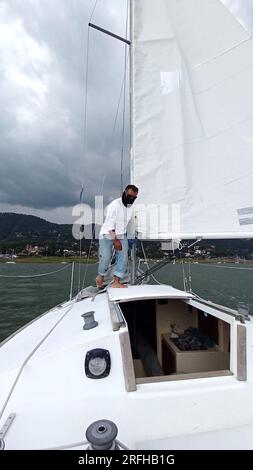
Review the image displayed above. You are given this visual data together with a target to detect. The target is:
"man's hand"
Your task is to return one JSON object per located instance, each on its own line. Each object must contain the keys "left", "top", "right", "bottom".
{"left": 113, "top": 239, "right": 122, "bottom": 251}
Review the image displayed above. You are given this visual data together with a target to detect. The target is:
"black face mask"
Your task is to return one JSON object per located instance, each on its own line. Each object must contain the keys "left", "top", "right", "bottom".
{"left": 122, "top": 192, "right": 137, "bottom": 207}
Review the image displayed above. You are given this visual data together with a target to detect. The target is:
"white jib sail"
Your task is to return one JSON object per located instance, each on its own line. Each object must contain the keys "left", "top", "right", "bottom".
{"left": 131, "top": 0, "right": 253, "bottom": 239}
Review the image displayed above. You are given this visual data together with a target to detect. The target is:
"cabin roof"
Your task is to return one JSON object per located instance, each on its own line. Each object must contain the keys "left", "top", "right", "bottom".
{"left": 107, "top": 284, "right": 193, "bottom": 302}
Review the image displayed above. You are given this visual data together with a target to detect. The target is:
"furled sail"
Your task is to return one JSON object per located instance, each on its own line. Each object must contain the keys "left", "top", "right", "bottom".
{"left": 131, "top": 0, "right": 253, "bottom": 239}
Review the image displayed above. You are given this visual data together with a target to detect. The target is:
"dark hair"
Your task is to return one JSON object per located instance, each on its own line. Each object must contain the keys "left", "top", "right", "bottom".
{"left": 125, "top": 184, "right": 138, "bottom": 193}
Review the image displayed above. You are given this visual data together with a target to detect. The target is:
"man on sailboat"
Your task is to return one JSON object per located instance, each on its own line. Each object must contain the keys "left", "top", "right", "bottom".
{"left": 96, "top": 185, "right": 138, "bottom": 288}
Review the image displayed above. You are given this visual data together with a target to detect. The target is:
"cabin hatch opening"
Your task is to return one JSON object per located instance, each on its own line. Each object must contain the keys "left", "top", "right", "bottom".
{"left": 120, "top": 298, "right": 231, "bottom": 383}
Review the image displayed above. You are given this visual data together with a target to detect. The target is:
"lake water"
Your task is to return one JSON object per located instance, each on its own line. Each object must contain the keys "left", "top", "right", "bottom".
{"left": 1, "top": 261, "right": 253, "bottom": 342}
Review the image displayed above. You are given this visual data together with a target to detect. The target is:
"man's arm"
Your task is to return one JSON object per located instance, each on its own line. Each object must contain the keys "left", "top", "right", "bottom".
{"left": 109, "top": 230, "right": 122, "bottom": 251}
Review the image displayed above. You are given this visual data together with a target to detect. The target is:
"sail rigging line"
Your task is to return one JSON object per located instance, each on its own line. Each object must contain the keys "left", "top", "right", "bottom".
{"left": 77, "top": 0, "right": 100, "bottom": 292}
{"left": 180, "top": 260, "right": 253, "bottom": 296}
{"left": 81, "top": 1, "right": 131, "bottom": 290}
{"left": 140, "top": 240, "right": 162, "bottom": 285}
{"left": 81, "top": 26, "right": 90, "bottom": 198}
{"left": 98, "top": 3, "right": 131, "bottom": 197}
{"left": 81, "top": 245, "right": 116, "bottom": 290}
{"left": 86, "top": 57, "right": 131, "bottom": 288}
{"left": 120, "top": 0, "right": 130, "bottom": 193}
{"left": 98, "top": 53, "right": 130, "bottom": 196}
{"left": 81, "top": 5, "right": 131, "bottom": 290}
{"left": 136, "top": 237, "right": 201, "bottom": 285}
{"left": 82, "top": 0, "right": 99, "bottom": 184}
{"left": 135, "top": 254, "right": 174, "bottom": 285}
{"left": 78, "top": 189, "right": 84, "bottom": 293}
{"left": 80, "top": 63, "right": 131, "bottom": 288}
{"left": 76, "top": 16, "right": 91, "bottom": 294}
{"left": 89, "top": 0, "right": 99, "bottom": 22}
{"left": 0, "top": 263, "right": 72, "bottom": 279}
{"left": 81, "top": 241, "right": 93, "bottom": 290}
{"left": 81, "top": 66, "right": 131, "bottom": 287}
{"left": 0, "top": 301, "right": 75, "bottom": 422}
{"left": 188, "top": 262, "right": 192, "bottom": 293}
{"left": 180, "top": 257, "right": 193, "bottom": 293}
{"left": 191, "top": 263, "right": 253, "bottom": 271}
{"left": 87, "top": 1, "right": 131, "bottom": 198}
{"left": 69, "top": 261, "right": 75, "bottom": 300}
{"left": 181, "top": 260, "right": 187, "bottom": 292}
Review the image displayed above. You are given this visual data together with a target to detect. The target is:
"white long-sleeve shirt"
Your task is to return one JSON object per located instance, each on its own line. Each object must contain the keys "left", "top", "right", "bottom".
{"left": 99, "top": 198, "right": 134, "bottom": 238}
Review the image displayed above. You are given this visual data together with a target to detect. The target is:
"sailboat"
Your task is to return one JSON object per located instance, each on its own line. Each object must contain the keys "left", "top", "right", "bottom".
{"left": 1, "top": 0, "right": 253, "bottom": 450}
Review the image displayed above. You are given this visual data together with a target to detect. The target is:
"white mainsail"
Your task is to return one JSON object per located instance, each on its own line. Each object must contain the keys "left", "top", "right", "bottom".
{"left": 131, "top": 0, "right": 253, "bottom": 239}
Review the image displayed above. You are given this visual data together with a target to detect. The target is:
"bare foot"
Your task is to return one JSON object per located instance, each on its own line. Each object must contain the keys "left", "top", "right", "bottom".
{"left": 96, "top": 275, "right": 104, "bottom": 288}
{"left": 111, "top": 282, "right": 128, "bottom": 288}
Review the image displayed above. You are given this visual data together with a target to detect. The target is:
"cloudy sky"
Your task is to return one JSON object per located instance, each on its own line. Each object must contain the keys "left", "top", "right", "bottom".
{"left": 0, "top": 0, "right": 253, "bottom": 224}
{"left": 0, "top": 0, "right": 129, "bottom": 223}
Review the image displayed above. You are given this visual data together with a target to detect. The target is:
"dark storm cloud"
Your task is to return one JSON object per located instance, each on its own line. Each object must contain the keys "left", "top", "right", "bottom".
{"left": 0, "top": 0, "right": 129, "bottom": 217}
{"left": 2, "top": 1, "right": 252, "bottom": 223}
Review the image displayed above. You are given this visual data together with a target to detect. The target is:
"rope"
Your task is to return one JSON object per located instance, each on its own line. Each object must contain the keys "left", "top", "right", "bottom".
{"left": 44, "top": 437, "right": 129, "bottom": 451}
{"left": 44, "top": 440, "right": 89, "bottom": 450}
{"left": 0, "top": 263, "right": 72, "bottom": 279}
{"left": 140, "top": 241, "right": 162, "bottom": 285}
{"left": 0, "top": 301, "right": 75, "bottom": 421}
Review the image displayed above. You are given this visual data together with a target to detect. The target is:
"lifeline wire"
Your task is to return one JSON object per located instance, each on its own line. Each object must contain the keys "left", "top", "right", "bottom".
{"left": 0, "top": 262, "right": 71, "bottom": 279}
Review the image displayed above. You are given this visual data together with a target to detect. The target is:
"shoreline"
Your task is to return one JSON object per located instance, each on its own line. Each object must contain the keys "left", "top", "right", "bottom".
{"left": 0, "top": 257, "right": 252, "bottom": 265}
{"left": 0, "top": 256, "right": 97, "bottom": 264}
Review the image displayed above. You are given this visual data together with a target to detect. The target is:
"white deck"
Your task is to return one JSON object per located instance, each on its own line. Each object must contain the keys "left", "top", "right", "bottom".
{"left": 0, "top": 285, "right": 253, "bottom": 450}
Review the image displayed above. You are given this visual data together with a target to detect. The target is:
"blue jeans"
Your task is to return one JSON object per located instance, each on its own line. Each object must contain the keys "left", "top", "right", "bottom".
{"left": 98, "top": 236, "right": 128, "bottom": 279}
